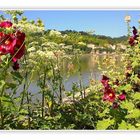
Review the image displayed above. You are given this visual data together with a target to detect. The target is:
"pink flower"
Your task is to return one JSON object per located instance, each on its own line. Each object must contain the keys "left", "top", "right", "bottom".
{"left": 118, "top": 93, "right": 126, "bottom": 101}
{"left": 0, "top": 21, "right": 12, "bottom": 28}
{"left": 0, "top": 21, "right": 26, "bottom": 70}
{"left": 103, "top": 88, "right": 116, "bottom": 102}
{"left": 101, "top": 75, "right": 110, "bottom": 88}
{"left": 0, "top": 31, "right": 25, "bottom": 62}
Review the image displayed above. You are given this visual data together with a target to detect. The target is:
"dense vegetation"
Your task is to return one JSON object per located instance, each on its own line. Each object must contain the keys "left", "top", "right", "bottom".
{"left": 0, "top": 11, "right": 140, "bottom": 130}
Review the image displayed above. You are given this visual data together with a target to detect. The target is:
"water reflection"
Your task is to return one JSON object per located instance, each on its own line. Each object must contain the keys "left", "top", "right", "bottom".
{"left": 15, "top": 53, "right": 123, "bottom": 101}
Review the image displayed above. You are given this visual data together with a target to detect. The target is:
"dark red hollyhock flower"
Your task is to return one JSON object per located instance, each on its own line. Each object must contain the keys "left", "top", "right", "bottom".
{"left": 129, "top": 26, "right": 139, "bottom": 46}
{"left": 132, "top": 26, "right": 137, "bottom": 36}
{"left": 112, "top": 102, "right": 119, "bottom": 109}
{"left": 12, "top": 31, "right": 25, "bottom": 62}
{"left": 0, "top": 32, "right": 6, "bottom": 39}
{"left": 103, "top": 88, "right": 116, "bottom": 102}
{"left": 12, "top": 61, "right": 19, "bottom": 70}
{"left": 129, "top": 36, "right": 135, "bottom": 46}
{"left": 0, "top": 34, "right": 17, "bottom": 55}
{"left": 0, "top": 21, "right": 12, "bottom": 28}
{"left": 0, "top": 31, "right": 25, "bottom": 62}
{"left": 101, "top": 75, "right": 110, "bottom": 88}
{"left": 114, "top": 79, "right": 119, "bottom": 86}
{"left": 118, "top": 91, "right": 126, "bottom": 101}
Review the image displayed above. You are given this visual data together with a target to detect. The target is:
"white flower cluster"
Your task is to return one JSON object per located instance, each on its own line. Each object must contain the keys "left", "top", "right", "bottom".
{"left": 49, "top": 30, "right": 68, "bottom": 39}
{"left": 16, "top": 22, "right": 45, "bottom": 34}
{"left": 27, "top": 47, "right": 36, "bottom": 52}
{"left": 49, "top": 30, "right": 62, "bottom": 37}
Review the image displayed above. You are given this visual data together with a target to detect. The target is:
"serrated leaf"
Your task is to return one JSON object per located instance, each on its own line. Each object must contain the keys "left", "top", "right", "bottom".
{"left": 99, "top": 108, "right": 109, "bottom": 118}
{"left": 118, "top": 120, "right": 128, "bottom": 130}
{"left": 118, "top": 120, "right": 137, "bottom": 130}
{"left": 126, "top": 109, "right": 140, "bottom": 119}
{"left": 96, "top": 118, "right": 114, "bottom": 130}
{"left": 120, "top": 101, "right": 135, "bottom": 111}
{"left": 132, "top": 93, "right": 140, "bottom": 101}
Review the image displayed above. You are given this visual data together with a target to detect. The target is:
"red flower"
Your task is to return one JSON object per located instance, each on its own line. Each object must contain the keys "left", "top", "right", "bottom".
{"left": 129, "top": 36, "right": 135, "bottom": 46}
{"left": 112, "top": 102, "right": 119, "bottom": 109}
{"left": 103, "top": 88, "right": 116, "bottom": 102}
{"left": 0, "top": 21, "right": 25, "bottom": 70}
{"left": 0, "top": 31, "right": 25, "bottom": 62}
{"left": 129, "top": 26, "right": 139, "bottom": 46}
{"left": 0, "top": 34, "right": 17, "bottom": 55}
{"left": 132, "top": 26, "right": 137, "bottom": 36}
{"left": 12, "top": 31, "right": 25, "bottom": 62}
{"left": 118, "top": 93, "right": 126, "bottom": 101}
{"left": 12, "top": 61, "right": 19, "bottom": 70}
{"left": 0, "top": 21, "right": 12, "bottom": 28}
{"left": 101, "top": 75, "right": 110, "bottom": 88}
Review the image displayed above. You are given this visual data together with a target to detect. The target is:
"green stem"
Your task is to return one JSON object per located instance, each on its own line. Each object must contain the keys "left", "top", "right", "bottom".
{"left": 42, "top": 68, "right": 47, "bottom": 118}
{"left": 26, "top": 92, "right": 31, "bottom": 129}
{"left": 56, "top": 56, "right": 63, "bottom": 104}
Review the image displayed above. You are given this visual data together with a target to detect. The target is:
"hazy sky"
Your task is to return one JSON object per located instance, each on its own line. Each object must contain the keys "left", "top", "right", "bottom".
{"left": 1, "top": 10, "right": 140, "bottom": 37}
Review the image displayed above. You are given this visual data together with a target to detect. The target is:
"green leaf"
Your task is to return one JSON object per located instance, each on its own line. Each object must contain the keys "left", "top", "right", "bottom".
{"left": 96, "top": 118, "right": 114, "bottom": 130}
{"left": 18, "top": 115, "right": 26, "bottom": 121}
{"left": 118, "top": 121, "right": 137, "bottom": 130}
{"left": 11, "top": 71, "right": 23, "bottom": 84}
{"left": 6, "top": 83, "right": 17, "bottom": 89}
{"left": 132, "top": 93, "right": 140, "bottom": 101}
{"left": 118, "top": 120, "right": 128, "bottom": 130}
{"left": 122, "top": 84, "right": 132, "bottom": 92}
{"left": 19, "top": 109, "right": 28, "bottom": 115}
{"left": 0, "top": 80, "right": 5, "bottom": 89}
{"left": 99, "top": 108, "right": 109, "bottom": 118}
{"left": 126, "top": 109, "right": 140, "bottom": 119}
{"left": 120, "top": 101, "right": 135, "bottom": 111}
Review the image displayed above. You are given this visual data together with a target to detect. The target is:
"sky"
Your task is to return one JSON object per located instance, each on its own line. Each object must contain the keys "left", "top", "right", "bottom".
{"left": 1, "top": 10, "right": 140, "bottom": 37}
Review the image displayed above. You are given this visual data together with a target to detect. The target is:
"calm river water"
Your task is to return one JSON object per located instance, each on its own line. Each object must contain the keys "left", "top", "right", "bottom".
{"left": 15, "top": 53, "right": 122, "bottom": 100}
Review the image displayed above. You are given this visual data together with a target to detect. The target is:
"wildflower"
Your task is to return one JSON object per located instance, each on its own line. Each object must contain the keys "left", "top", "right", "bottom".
{"left": 118, "top": 91, "right": 126, "bottom": 101}
{"left": 13, "top": 31, "right": 25, "bottom": 61}
{"left": 129, "top": 26, "right": 139, "bottom": 46}
{"left": 12, "top": 61, "right": 19, "bottom": 70}
{"left": 0, "top": 34, "right": 16, "bottom": 55}
{"left": 129, "top": 36, "right": 135, "bottom": 46}
{"left": 112, "top": 102, "right": 119, "bottom": 109}
{"left": 132, "top": 26, "right": 137, "bottom": 36}
{"left": 0, "top": 20, "right": 26, "bottom": 69}
{"left": 103, "top": 88, "right": 116, "bottom": 102}
{"left": 101, "top": 75, "right": 110, "bottom": 88}
{"left": 0, "top": 32, "right": 25, "bottom": 62}
{"left": 0, "top": 21, "right": 12, "bottom": 28}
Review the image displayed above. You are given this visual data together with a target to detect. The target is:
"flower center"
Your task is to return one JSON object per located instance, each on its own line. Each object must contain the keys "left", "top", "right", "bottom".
{"left": 5, "top": 40, "right": 10, "bottom": 45}
{"left": 109, "top": 93, "right": 113, "bottom": 97}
